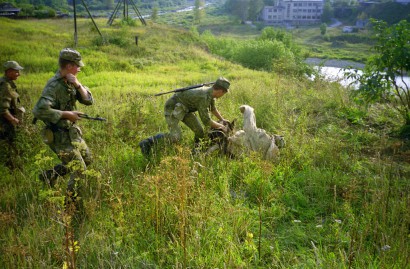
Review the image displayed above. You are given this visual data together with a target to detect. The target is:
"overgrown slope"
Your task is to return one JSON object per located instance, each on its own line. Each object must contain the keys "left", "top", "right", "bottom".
{"left": 0, "top": 18, "right": 409, "bottom": 268}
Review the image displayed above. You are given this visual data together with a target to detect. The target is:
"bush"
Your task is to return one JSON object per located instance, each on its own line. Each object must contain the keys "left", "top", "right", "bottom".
{"left": 18, "top": 4, "right": 35, "bottom": 17}
{"left": 33, "top": 6, "right": 56, "bottom": 19}
{"left": 233, "top": 39, "right": 287, "bottom": 71}
{"left": 201, "top": 30, "right": 310, "bottom": 76}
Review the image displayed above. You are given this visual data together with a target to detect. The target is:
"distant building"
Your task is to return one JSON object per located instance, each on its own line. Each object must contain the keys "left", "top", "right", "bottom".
{"left": 342, "top": 26, "right": 354, "bottom": 33}
{"left": 357, "top": 1, "right": 380, "bottom": 7}
{"left": 0, "top": 2, "right": 20, "bottom": 17}
{"left": 260, "top": 0, "right": 324, "bottom": 26}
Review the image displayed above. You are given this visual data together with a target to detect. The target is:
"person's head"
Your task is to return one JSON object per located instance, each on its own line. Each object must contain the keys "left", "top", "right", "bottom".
{"left": 59, "top": 48, "right": 84, "bottom": 76}
{"left": 212, "top": 77, "right": 230, "bottom": 98}
{"left": 4, "top": 61, "right": 23, "bottom": 81}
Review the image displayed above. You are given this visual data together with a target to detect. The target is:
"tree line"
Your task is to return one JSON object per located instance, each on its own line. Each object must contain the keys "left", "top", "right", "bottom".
{"left": 224, "top": 0, "right": 410, "bottom": 25}
{"left": 0, "top": 0, "right": 195, "bottom": 18}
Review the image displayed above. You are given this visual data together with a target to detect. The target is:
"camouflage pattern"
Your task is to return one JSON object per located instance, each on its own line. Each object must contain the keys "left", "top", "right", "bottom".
{"left": 0, "top": 76, "right": 20, "bottom": 142}
{"left": 3, "top": 61, "right": 24, "bottom": 71}
{"left": 213, "top": 77, "right": 230, "bottom": 91}
{"left": 59, "top": 48, "right": 85, "bottom": 67}
{"left": 164, "top": 86, "right": 216, "bottom": 142}
{"left": 33, "top": 71, "right": 93, "bottom": 171}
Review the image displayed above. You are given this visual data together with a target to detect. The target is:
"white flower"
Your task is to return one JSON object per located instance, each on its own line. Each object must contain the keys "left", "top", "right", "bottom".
{"left": 293, "top": 220, "right": 301, "bottom": 223}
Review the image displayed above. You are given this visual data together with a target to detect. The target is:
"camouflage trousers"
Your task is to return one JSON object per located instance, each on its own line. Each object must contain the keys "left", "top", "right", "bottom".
{"left": 0, "top": 119, "right": 18, "bottom": 168}
{"left": 0, "top": 118, "right": 16, "bottom": 142}
{"left": 165, "top": 112, "right": 205, "bottom": 143}
{"left": 45, "top": 125, "right": 92, "bottom": 192}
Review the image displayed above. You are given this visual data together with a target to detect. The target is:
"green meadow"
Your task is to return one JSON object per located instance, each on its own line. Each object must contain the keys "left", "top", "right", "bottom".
{"left": 1, "top": 17, "right": 409, "bottom": 268}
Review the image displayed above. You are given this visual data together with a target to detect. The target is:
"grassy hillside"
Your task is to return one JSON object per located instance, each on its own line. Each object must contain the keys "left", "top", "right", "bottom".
{"left": 290, "top": 26, "right": 374, "bottom": 63}
{"left": 0, "top": 17, "right": 409, "bottom": 268}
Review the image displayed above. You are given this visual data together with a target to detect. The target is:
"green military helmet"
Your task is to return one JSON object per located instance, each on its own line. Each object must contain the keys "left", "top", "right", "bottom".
{"left": 59, "top": 48, "right": 84, "bottom": 67}
{"left": 3, "top": 61, "right": 24, "bottom": 71}
{"left": 214, "top": 77, "right": 230, "bottom": 92}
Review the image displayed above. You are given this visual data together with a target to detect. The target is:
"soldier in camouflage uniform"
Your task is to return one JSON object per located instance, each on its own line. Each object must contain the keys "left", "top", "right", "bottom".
{"left": 0, "top": 61, "right": 25, "bottom": 168}
{"left": 139, "top": 77, "right": 230, "bottom": 157}
{"left": 33, "top": 48, "right": 93, "bottom": 195}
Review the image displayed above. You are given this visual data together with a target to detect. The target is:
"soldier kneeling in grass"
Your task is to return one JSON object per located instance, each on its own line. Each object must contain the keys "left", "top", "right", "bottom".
{"left": 139, "top": 77, "right": 231, "bottom": 157}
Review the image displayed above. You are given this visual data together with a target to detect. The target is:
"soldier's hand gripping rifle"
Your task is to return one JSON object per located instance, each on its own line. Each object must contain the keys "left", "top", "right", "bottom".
{"left": 79, "top": 114, "right": 107, "bottom": 122}
{"left": 154, "top": 82, "right": 215, "bottom": 97}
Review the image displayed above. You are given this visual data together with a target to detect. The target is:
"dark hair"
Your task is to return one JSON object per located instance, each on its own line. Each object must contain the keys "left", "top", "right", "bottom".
{"left": 59, "top": 58, "right": 75, "bottom": 68}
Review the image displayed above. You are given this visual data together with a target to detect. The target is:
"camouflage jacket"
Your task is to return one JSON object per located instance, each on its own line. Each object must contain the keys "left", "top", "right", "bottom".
{"left": 165, "top": 86, "right": 216, "bottom": 126}
{"left": 0, "top": 76, "right": 20, "bottom": 118}
{"left": 33, "top": 71, "right": 93, "bottom": 129}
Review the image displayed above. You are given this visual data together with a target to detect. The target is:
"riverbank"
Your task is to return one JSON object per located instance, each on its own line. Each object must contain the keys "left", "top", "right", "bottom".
{"left": 305, "top": 58, "right": 365, "bottom": 69}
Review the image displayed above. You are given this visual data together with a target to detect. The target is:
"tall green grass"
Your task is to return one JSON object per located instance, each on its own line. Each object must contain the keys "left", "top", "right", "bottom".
{"left": 0, "top": 17, "right": 409, "bottom": 268}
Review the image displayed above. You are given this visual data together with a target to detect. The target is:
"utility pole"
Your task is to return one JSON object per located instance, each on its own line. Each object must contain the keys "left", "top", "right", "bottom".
{"left": 72, "top": 0, "right": 103, "bottom": 47}
{"left": 73, "top": 0, "right": 78, "bottom": 47}
{"left": 107, "top": 0, "right": 146, "bottom": 26}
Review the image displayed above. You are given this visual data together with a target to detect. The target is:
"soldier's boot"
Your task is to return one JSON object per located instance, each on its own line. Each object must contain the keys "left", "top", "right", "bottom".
{"left": 192, "top": 137, "right": 202, "bottom": 155}
{"left": 139, "top": 133, "right": 165, "bottom": 158}
{"left": 39, "top": 164, "right": 69, "bottom": 187}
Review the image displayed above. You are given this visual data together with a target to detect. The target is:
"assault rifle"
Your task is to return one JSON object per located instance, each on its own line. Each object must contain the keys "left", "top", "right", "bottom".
{"left": 154, "top": 82, "right": 215, "bottom": 97}
{"left": 32, "top": 114, "right": 107, "bottom": 124}
{"left": 79, "top": 114, "right": 107, "bottom": 122}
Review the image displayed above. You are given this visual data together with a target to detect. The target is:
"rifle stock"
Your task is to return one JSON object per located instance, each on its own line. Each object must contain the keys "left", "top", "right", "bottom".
{"left": 154, "top": 82, "right": 215, "bottom": 97}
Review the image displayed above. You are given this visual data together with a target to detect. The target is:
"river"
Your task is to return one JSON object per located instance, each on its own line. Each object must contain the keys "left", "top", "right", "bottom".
{"left": 306, "top": 58, "right": 410, "bottom": 89}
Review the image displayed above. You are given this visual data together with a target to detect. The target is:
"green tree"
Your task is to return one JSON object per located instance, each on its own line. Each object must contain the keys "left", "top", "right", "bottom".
{"left": 105, "top": 0, "right": 114, "bottom": 10}
{"left": 346, "top": 20, "right": 410, "bottom": 132}
{"left": 225, "top": 0, "right": 249, "bottom": 21}
{"left": 248, "top": 0, "right": 263, "bottom": 21}
{"left": 194, "top": 0, "right": 203, "bottom": 24}
{"left": 321, "top": 0, "right": 333, "bottom": 23}
{"left": 320, "top": 23, "right": 327, "bottom": 35}
{"left": 151, "top": 6, "right": 158, "bottom": 21}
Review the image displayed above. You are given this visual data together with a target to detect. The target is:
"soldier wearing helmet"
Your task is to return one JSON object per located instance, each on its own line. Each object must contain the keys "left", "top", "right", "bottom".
{"left": 33, "top": 48, "right": 93, "bottom": 200}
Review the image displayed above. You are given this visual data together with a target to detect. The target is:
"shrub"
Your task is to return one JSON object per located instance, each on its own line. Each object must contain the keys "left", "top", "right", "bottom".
{"left": 33, "top": 6, "right": 56, "bottom": 19}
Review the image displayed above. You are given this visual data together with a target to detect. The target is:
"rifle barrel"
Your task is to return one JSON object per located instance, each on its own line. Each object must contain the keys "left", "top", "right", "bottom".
{"left": 79, "top": 114, "right": 107, "bottom": 121}
{"left": 154, "top": 82, "right": 215, "bottom": 97}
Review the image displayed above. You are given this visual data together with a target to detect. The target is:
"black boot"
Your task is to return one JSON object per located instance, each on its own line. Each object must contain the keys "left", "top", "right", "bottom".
{"left": 39, "top": 164, "right": 69, "bottom": 187}
{"left": 192, "top": 137, "right": 202, "bottom": 155}
{"left": 139, "top": 133, "right": 165, "bottom": 158}
{"left": 139, "top": 138, "right": 154, "bottom": 158}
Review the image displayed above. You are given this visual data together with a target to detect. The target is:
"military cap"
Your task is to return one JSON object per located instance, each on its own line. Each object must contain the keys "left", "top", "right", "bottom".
{"left": 4, "top": 61, "right": 24, "bottom": 71}
{"left": 213, "top": 77, "right": 230, "bottom": 91}
{"left": 59, "top": 48, "right": 84, "bottom": 67}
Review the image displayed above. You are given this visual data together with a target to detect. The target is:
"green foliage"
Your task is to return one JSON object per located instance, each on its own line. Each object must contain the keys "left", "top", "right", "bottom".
{"left": 201, "top": 28, "right": 310, "bottom": 76}
{"left": 194, "top": 0, "right": 204, "bottom": 24}
{"left": 224, "top": 0, "right": 250, "bottom": 21}
{"left": 321, "top": 0, "right": 333, "bottom": 23}
{"left": 362, "top": 2, "right": 410, "bottom": 25}
{"left": 345, "top": 19, "right": 410, "bottom": 126}
{"left": 320, "top": 23, "right": 327, "bottom": 36}
{"left": 0, "top": 18, "right": 409, "bottom": 268}
{"left": 291, "top": 26, "right": 373, "bottom": 63}
{"left": 151, "top": 6, "right": 158, "bottom": 21}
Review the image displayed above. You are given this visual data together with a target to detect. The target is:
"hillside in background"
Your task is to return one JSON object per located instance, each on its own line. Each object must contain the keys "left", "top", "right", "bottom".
{"left": 0, "top": 17, "right": 409, "bottom": 268}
